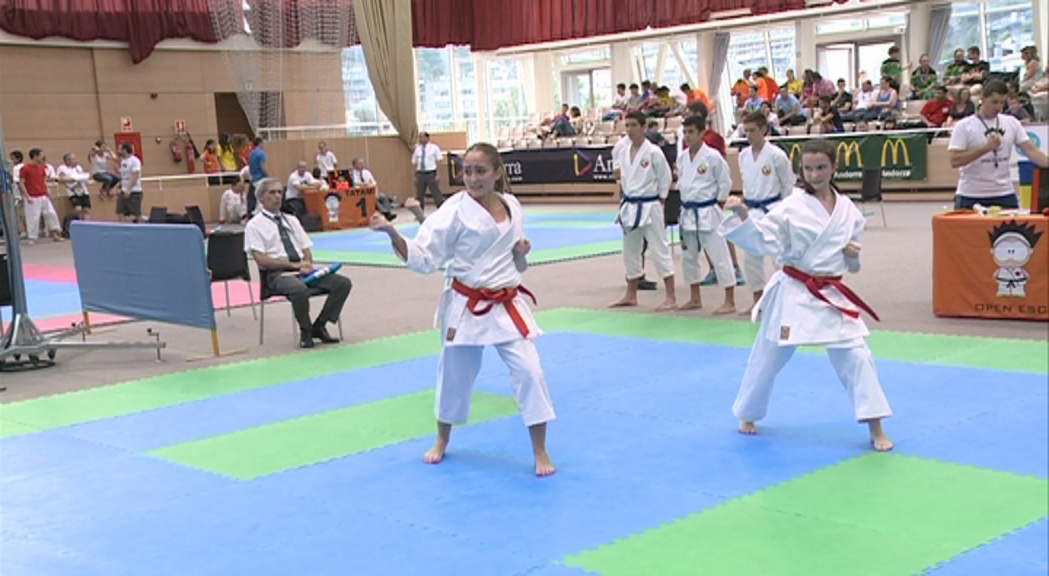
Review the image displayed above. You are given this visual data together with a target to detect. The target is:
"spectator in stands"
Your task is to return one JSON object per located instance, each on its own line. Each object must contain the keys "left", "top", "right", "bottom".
{"left": 245, "top": 178, "right": 352, "bottom": 348}
{"left": 217, "top": 133, "right": 239, "bottom": 183}
{"left": 807, "top": 72, "right": 836, "bottom": 111}
{"left": 640, "top": 80, "right": 653, "bottom": 101}
{"left": 800, "top": 69, "right": 814, "bottom": 104}
{"left": 200, "top": 139, "right": 220, "bottom": 185}
{"left": 920, "top": 86, "right": 953, "bottom": 128}
{"left": 1005, "top": 94, "right": 1032, "bottom": 121}
{"left": 855, "top": 120, "right": 871, "bottom": 132}
{"left": 774, "top": 85, "right": 807, "bottom": 126}
{"left": 626, "top": 83, "right": 643, "bottom": 111}
{"left": 880, "top": 46, "right": 903, "bottom": 90}
{"left": 845, "top": 80, "right": 875, "bottom": 121}
{"left": 760, "top": 101, "right": 781, "bottom": 136}
{"left": 56, "top": 152, "right": 92, "bottom": 220}
{"left": 831, "top": 78, "right": 854, "bottom": 115}
{"left": 1029, "top": 61, "right": 1049, "bottom": 120}
{"left": 603, "top": 83, "right": 629, "bottom": 120}
{"left": 816, "top": 96, "right": 844, "bottom": 134}
{"left": 962, "top": 46, "right": 990, "bottom": 95}
{"left": 231, "top": 133, "right": 250, "bottom": 169}
{"left": 680, "top": 83, "right": 712, "bottom": 112}
{"left": 944, "top": 49, "right": 970, "bottom": 95}
{"left": 1020, "top": 58, "right": 1045, "bottom": 94}
{"left": 754, "top": 68, "right": 778, "bottom": 102}
{"left": 732, "top": 74, "right": 752, "bottom": 109}
{"left": 645, "top": 120, "right": 667, "bottom": 146}
{"left": 247, "top": 136, "right": 267, "bottom": 216}
{"left": 18, "top": 148, "right": 64, "bottom": 244}
{"left": 218, "top": 178, "right": 248, "bottom": 225}
{"left": 910, "top": 54, "right": 938, "bottom": 100}
{"left": 866, "top": 76, "right": 900, "bottom": 121}
{"left": 783, "top": 69, "right": 802, "bottom": 96}
{"left": 87, "top": 140, "right": 119, "bottom": 199}
{"left": 881, "top": 118, "right": 898, "bottom": 131}
{"left": 946, "top": 87, "right": 976, "bottom": 126}
{"left": 744, "top": 85, "right": 764, "bottom": 113}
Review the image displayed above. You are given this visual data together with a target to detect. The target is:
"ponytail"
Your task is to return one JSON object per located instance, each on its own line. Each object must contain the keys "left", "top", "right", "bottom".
{"left": 496, "top": 171, "right": 512, "bottom": 194}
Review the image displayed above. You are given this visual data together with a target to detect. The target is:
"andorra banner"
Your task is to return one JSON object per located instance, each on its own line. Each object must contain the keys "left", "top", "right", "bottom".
{"left": 447, "top": 144, "right": 677, "bottom": 186}
{"left": 777, "top": 133, "right": 928, "bottom": 181}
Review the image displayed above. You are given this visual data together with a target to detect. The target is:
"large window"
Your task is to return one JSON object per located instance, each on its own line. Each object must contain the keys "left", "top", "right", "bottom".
{"left": 416, "top": 47, "right": 454, "bottom": 133}
{"left": 487, "top": 58, "right": 529, "bottom": 138}
{"left": 341, "top": 46, "right": 390, "bottom": 135}
{"left": 939, "top": 1, "right": 1033, "bottom": 72}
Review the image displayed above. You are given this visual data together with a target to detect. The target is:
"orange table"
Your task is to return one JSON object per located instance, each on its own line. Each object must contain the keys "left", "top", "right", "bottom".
{"left": 302, "top": 184, "right": 377, "bottom": 231}
{"left": 932, "top": 213, "right": 1049, "bottom": 321}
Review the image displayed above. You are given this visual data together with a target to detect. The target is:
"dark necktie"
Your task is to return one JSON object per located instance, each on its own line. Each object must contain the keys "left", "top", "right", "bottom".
{"left": 270, "top": 214, "right": 300, "bottom": 262}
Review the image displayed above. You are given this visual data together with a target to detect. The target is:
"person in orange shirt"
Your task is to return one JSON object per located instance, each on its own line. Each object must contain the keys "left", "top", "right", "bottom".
{"left": 680, "top": 83, "right": 714, "bottom": 113}
{"left": 731, "top": 73, "right": 753, "bottom": 109}
{"left": 755, "top": 68, "right": 779, "bottom": 102}
{"left": 200, "top": 139, "right": 220, "bottom": 185}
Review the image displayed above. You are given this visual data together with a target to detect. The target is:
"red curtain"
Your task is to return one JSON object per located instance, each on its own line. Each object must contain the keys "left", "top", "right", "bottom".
{"left": 0, "top": 0, "right": 228, "bottom": 63}
{"left": 412, "top": 0, "right": 847, "bottom": 50}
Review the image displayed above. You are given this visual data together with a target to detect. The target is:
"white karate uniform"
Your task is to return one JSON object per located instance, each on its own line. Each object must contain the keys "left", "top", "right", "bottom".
{"left": 718, "top": 189, "right": 891, "bottom": 423}
{"left": 738, "top": 142, "right": 795, "bottom": 290}
{"left": 676, "top": 143, "right": 734, "bottom": 286}
{"left": 614, "top": 138, "right": 674, "bottom": 280}
{"left": 402, "top": 191, "right": 555, "bottom": 427}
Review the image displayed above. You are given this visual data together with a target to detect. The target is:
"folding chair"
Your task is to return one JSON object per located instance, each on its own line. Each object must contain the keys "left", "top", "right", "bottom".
{"left": 206, "top": 231, "right": 256, "bottom": 318}
{"left": 256, "top": 266, "right": 343, "bottom": 346}
{"left": 850, "top": 169, "right": 886, "bottom": 227}
{"left": 663, "top": 189, "right": 681, "bottom": 255}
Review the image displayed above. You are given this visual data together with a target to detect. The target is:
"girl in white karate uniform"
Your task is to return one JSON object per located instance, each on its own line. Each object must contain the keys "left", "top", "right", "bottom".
{"left": 719, "top": 139, "right": 893, "bottom": 452}
{"left": 370, "top": 142, "right": 556, "bottom": 476}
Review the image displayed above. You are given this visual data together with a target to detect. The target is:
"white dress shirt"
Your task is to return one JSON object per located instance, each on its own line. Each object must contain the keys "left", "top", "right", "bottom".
{"left": 412, "top": 143, "right": 442, "bottom": 172}
{"left": 244, "top": 209, "right": 313, "bottom": 261}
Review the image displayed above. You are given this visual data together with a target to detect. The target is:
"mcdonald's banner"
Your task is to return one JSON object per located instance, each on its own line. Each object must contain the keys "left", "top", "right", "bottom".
{"left": 932, "top": 213, "right": 1049, "bottom": 321}
{"left": 447, "top": 144, "right": 677, "bottom": 186}
{"left": 778, "top": 134, "right": 928, "bottom": 181}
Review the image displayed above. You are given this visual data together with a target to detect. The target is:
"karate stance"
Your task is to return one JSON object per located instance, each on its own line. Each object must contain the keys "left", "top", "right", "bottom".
{"left": 719, "top": 139, "right": 893, "bottom": 452}
{"left": 610, "top": 111, "right": 677, "bottom": 310}
{"left": 676, "top": 115, "right": 736, "bottom": 313}
{"left": 737, "top": 111, "right": 795, "bottom": 314}
{"left": 371, "top": 142, "right": 556, "bottom": 476}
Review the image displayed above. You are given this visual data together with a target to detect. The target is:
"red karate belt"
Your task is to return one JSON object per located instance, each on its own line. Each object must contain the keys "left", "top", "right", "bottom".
{"left": 782, "top": 266, "right": 880, "bottom": 322}
{"left": 451, "top": 279, "right": 538, "bottom": 338}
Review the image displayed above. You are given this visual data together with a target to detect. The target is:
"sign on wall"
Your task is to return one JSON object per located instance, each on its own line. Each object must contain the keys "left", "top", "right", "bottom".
{"left": 120, "top": 117, "right": 134, "bottom": 132}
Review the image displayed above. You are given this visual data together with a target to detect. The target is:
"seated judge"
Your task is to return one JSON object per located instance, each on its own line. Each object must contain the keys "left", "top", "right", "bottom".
{"left": 244, "top": 178, "right": 352, "bottom": 348}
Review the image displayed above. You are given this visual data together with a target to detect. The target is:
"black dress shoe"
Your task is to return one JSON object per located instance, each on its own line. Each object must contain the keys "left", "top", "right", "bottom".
{"left": 299, "top": 331, "right": 315, "bottom": 348}
{"left": 311, "top": 324, "right": 339, "bottom": 344}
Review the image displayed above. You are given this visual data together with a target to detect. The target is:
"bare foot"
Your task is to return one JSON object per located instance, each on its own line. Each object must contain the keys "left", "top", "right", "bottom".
{"left": 738, "top": 420, "right": 757, "bottom": 435}
{"left": 739, "top": 303, "right": 756, "bottom": 316}
{"left": 678, "top": 300, "right": 703, "bottom": 311}
{"left": 713, "top": 303, "right": 736, "bottom": 315}
{"left": 655, "top": 299, "right": 678, "bottom": 311}
{"left": 867, "top": 420, "right": 894, "bottom": 452}
{"left": 609, "top": 297, "right": 637, "bottom": 308}
{"left": 534, "top": 451, "right": 556, "bottom": 477}
{"left": 423, "top": 439, "right": 448, "bottom": 464}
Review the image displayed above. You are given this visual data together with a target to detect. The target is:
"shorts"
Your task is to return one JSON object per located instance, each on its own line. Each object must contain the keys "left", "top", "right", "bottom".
{"left": 70, "top": 195, "right": 92, "bottom": 210}
{"left": 117, "top": 191, "right": 143, "bottom": 216}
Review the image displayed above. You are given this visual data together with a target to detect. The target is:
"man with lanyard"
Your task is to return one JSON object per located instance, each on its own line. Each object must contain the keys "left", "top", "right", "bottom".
{"left": 610, "top": 111, "right": 677, "bottom": 310}
{"left": 676, "top": 115, "right": 736, "bottom": 314}
{"left": 736, "top": 110, "right": 795, "bottom": 314}
{"left": 948, "top": 80, "right": 1049, "bottom": 210}
{"left": 244, "top": 178, "right": 352, "bottom": 348}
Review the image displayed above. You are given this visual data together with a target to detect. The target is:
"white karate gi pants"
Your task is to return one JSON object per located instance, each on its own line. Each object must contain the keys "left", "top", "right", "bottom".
{"left": 24, "top": 195, "right": 61, "bottom": 240}
{"left": 436, "top": 339, "right": 555, "bottom": 427}
{"left": 623, "top": 205, "right": 674, "bottom": 281}
{"left": 732, "top": 335, "right": 892, "bottom": 423}
{"left": 682, "top": 229, "right": 734, "bottom": 287}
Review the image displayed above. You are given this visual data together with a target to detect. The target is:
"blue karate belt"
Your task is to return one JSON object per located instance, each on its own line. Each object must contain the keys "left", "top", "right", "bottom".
{"left": 680, "top": 198, "right": 718, "bottom": 251}
{"left": 745, "top": 194, "right": 782, "bottom": 213}
{"left": 619, "top": 194, "right": 661, "bottom": 230}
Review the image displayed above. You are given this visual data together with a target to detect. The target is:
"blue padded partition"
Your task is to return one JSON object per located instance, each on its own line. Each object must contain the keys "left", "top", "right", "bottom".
{"left": 69, "top": 222, "right": 216, "bottom": 331}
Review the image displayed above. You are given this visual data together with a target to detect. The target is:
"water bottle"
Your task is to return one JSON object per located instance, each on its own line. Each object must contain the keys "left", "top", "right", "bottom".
{"left": 301, "top": 262, "right": 343, "bottom": 286}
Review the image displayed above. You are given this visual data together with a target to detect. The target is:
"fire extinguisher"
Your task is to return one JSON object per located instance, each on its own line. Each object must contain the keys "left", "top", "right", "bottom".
{"left": 170, "top": 138, "right": 183, "bottom": 163}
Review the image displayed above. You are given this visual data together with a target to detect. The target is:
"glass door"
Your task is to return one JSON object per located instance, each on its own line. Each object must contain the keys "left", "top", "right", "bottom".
{"left": 818, "top": 43, "right": 855, "bottom": 88}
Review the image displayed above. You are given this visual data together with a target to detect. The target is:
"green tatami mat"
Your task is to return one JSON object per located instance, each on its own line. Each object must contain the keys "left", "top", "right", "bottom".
{"left": 150, "top": 391, "right": 518, "bottom": 479}
{"left": 565, "top": 453, "right": 1049, "bottom": 576}
{"left": 0, "top": 331, "right": 441, "bottom": 438}
{"left": 2, "top": 308, "right": 1043, "bottom": 439}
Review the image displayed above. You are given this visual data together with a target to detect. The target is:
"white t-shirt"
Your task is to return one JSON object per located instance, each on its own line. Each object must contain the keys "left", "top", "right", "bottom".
{"left": 219, "top": 189, "right": 246, "bottom": 223}
{"left": 56, "top": 164, "right": 90, "bottom": 196}
{"left": 351, "top": 168, "right": 375, "bottom": 187}
{"left": 948, "top": 113, "right": 1028, "bottom": 198}
{"left": 316, "top": 151, "right": 338, "bottom": 173}
{"left": 11, "top": 162, "right": 23, "bottom": 199}
{"left": 285, "top": 170, "right": 316, "bottom": 199}
{"left": 120, "top": 155, "right": 143, "bottom": 193}
{"left": 412, "top": 143, "right": 442, "bottom": 172}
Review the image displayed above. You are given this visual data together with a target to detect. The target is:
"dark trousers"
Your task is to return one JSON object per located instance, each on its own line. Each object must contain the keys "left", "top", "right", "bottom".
{"left": 415, "top": 171, "right": 445, "bottom": 209}
{"left": 954, "top": 194, "right": 1019, "bottom": 210}
{"left": 247, "top": 181, "right": 259, "bottom": 216}
{"left": 266, "top": 272, "right": 352, "bottom": 333}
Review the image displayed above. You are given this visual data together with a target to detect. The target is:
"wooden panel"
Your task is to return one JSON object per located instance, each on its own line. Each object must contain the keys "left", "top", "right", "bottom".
{"left": 93, "top": 49, "right": 206, "bottom": 94}
{"left": 0, "top": 46, "right": 96, "bottom": 94}
{"left": 0, "top": 94, "right": 103, "bottom": 141}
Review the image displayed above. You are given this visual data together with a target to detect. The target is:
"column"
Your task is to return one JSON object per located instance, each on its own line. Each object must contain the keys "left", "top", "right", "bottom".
{"left": 530, "top": 52, "right": 556, "bottom": 116}
{"left": 1035, "top": 0, "right": 1047, "bottom": 64}
{"left": 611, "top": 41, "right": 635, "bottom": 86}
{"left": 795, "top": 20, "right": 816, "bottom": 75}
{"left": 694, "top": 31, "right": 715, "bottom": 90}
{"left": 907, "top": 2, "right": 932, "bottom": 86}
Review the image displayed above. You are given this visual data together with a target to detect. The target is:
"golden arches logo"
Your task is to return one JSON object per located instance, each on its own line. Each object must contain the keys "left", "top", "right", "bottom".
{"left": 787, "top": 143, "right": 804, "bottom": 168}
{"left": 836, "top": 141, "right": 863, "bottom": 168}
{"left": 881, "top": 138, "right": 911, "bottom": 166}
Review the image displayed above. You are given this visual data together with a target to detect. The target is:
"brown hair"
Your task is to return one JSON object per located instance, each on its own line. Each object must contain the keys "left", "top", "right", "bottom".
{"left": 741, "top": 110, "right": 768, "bottom": 129}
{"left": 464, "top": 142, "right": 511, "bottom": 193}
{"left": 798, "top": 139, "right": 842, "bottom": 196}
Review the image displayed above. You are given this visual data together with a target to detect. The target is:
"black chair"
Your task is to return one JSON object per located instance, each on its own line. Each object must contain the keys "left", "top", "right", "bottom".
{"left": 663, "top": 189, "right": 681, "bottom": 254}
{"left": 207, "top": 231, "right": 256, "bottom": 318}
{"left": 850, "top": 169, "right": 886, "bottom": 227}
{"left": 185, "top": 205, "right": 207, "bottom": 237}
{"left": 256, "top": 265, "right": 343, "bottom": 346}
{"left": 148, "top": 206, "right": 168, "bottom": 224}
